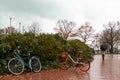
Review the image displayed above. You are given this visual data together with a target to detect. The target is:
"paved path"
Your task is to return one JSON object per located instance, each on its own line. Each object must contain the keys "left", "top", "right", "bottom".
{"left": 0, "top": 54, "right": 120, "bottom": 80}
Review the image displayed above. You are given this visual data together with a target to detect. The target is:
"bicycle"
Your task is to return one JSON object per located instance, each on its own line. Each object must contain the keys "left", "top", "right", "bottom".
{"left": 7, "top": 46, "right": 42, "bottom": 75}
{"left": 59, "top": 51, "right": 90, "bottom": 72}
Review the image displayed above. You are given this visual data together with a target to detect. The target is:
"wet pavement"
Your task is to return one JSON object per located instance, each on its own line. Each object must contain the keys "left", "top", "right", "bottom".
{"left": 0, "top": 54, "right": 120, "bottom": 80}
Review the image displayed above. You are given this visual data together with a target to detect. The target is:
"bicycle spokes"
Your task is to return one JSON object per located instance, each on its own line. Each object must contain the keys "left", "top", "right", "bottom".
{"left": 77, "top": 59, "right": 90, "bottom": 72}
{"left": 29, "top": 57, "right": 41, "bottom": 72}
{"left": 59, "top": 59, "right": 71, "bottom": 70}
{"left": 8, "top": 58, "right": 24, "bottom": 75}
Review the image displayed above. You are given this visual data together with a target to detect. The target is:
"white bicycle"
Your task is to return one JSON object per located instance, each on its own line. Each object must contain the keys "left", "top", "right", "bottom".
{"left": 59, "top": 51, "right": 90, "bottom": 72}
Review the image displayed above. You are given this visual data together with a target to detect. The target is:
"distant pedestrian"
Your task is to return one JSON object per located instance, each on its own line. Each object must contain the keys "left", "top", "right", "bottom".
{"left": 100, "top": 43, "right": 107, "bottom": 60}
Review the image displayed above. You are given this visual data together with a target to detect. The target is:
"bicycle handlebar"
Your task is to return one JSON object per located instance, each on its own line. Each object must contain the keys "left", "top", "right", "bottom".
{"left": 16, "top": 46, "right": 21, "bottom": 50}
{"left": 14, "top": 46, "right": 33, "bottom": 54}
{"left": 14, "top": 46, "right": 21, "bottom": 54}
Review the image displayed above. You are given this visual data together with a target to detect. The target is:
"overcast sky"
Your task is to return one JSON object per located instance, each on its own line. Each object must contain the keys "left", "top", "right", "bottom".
{"left": 0, "top": 0, "right": 120, "bottom": 33}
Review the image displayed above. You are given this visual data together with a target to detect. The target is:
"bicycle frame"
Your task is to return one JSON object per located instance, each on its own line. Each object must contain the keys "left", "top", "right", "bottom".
{"left": 16, "top": 53, "right": 31, "bottom": 66}
{"left": 66, "top": 54, "right": 79, "bottom": 64}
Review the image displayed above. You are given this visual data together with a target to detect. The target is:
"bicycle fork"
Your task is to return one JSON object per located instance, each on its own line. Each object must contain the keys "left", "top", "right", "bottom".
{"left": 74, "top": 58, "right": 85, "bottom": 71}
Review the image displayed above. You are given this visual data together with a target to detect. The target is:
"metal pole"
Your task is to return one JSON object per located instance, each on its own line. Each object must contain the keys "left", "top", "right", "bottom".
{"left": 22, "top": 26, "right": 25, "bottom": 33}
{"left": 19, "top": 22, "right": 21, "bottom": 33}
{"left": 10, "top": 17, "right": 12, "bottom": 27}
{"left": 10, "top": 17, "right": 12, "bottom": 34}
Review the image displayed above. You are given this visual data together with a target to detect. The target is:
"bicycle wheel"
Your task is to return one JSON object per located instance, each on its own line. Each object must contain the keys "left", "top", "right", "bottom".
{"left": 59, "top": 58, "right": 71, "bottom": 70}
{"left": 8, "top": 58, "right": 24, "bottom": 75}
{"left": 78, "top": 59, "right": 90, "bottom": 72}
{"left": 29, "top": 56, "right": 41, "bottom": 72}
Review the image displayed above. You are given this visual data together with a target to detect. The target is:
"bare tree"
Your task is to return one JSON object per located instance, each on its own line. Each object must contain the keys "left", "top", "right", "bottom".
{"left": 54, "top": 19, "right": 75, "bottom": 40}
{"left": 76, "top": 22, "right": 94, "bottom": 44}
{"left": 99, "top": 22, "right": 119, "bottom": 53}
{"left": 4, "top": 26, "right": 17, "bottom": 34}
{"left": 92, "top": 34, "right": 101, "bottom": 50}
{"left": 0, "top": 29, "right": 4, "bottom": 34}
{"left": 117, "top": 21, "right": 120, "bottom": 40}
{"left": 29, "top": 22, "right": 41, "bottom": 35}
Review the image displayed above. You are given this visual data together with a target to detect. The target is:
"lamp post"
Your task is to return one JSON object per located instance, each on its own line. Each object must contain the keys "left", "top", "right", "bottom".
{"left": 10, "top": 17, "right": 12, "bottom": 27}
{"left": 9, "top": 17, "right": 12, "bottom": 34}
{"left": 19, "top": 22, "right": 21, "bottom": 33}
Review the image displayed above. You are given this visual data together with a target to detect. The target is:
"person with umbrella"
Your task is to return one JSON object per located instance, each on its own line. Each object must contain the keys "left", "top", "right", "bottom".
{"left": 100, "top": 43, "right": 107, "bottom": 60}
